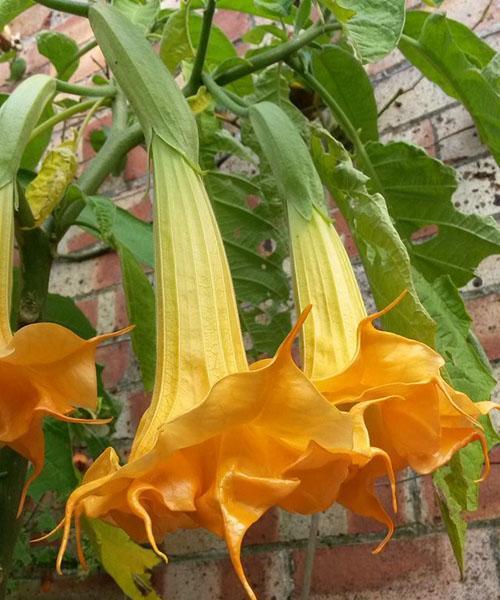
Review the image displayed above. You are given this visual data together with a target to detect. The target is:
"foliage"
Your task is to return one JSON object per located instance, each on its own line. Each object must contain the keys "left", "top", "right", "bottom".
{"left": 1, "top": 0, "right": 499, "bottom": 597}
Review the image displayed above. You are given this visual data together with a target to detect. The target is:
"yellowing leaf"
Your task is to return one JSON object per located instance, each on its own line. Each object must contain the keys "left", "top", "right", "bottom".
{"left": 85, "top": 518, "right": 161, "bottom": 600}
{"left": 187, "top": 85, "right": 212, "bottom": 114}
{"left": 26, "top": 135, "right": 77, "bottom": 226}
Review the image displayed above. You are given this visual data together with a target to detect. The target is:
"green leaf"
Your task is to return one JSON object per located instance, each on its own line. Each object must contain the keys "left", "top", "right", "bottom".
{"left": 0, "top": 0, "right": 33, "bottom": 29}
{"left": 26, "top": 135, "right": 78, "bottom": 226}
{"left": 43, "top": 293, "right": 96, "bottom": 339}
{"left": 160, "top": 2, "right": 194, "bottom": 72}
{"left": 366, "top": 141, "right": 500, "bottom": 287}
{"left": 78, "top": 195, "right": 154, "bottom": 267}
{"left": 85, "top": 518, "right": 161, "bottom": 600}
{"left": 36, "top": 31, "right": 79, "bottom": 81}
{"left": 294, "top": 0, "right": 312, "bottom": 32}
{"left": 249, "top": 101, "right": 323, "bottom": 220}
{"left": 20, "top": 101, "right": 54, "bottom": 171}
{"left": 28, "top": 421, "right": 78, "bottom": 502}
{"left": 414, "top": 273, "right": 496, "bottom": 401}
{"left": 9, "top": 55, "right": 26, "bottom": 80}
{"left": 483, "top": 54, "right": 500, "bottom": 95}
{"left": 118, "top": 244, "right": 156, "bottom": 391}
{"left": 311, "top": 129, "right": 435, "bottom": 346}
{"left": 114, "top": 0, "right": 159, "bottom": 31}
{"left": 312, "top": 46, "right": 378, "bottom": 142}
{"left": 254, "top": 0, "right": 293, "bottom": 16}
{"left": 321, "top": 0, "right": 406, "bottom": 63}
{"left": 206, "top": 171, "right": 291, "bottom": 356}
{"left": 0, "top": 74, "right": 55, "bottom": 189}
{"left": 242, "top": 23, "right": 288, "bottom": 44}
{"left": 399, "top": 12, "right": 500, "bottom": 163}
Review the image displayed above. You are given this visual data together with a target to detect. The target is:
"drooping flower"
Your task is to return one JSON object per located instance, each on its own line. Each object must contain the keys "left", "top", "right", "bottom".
{"left": 0, "top": 181, "right": 130, "bottom": 514}
{"left": 55, "top": 136, "right": 395, "bottom": 600}
{"left": 288, "top": 199, "right": 497, "bottom": 487}
{"left": 52, "top": 7, "right": 399, "bottom": 597}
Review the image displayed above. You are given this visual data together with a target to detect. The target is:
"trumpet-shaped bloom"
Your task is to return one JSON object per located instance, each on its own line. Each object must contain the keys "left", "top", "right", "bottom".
{"left": 55, "top": 139, "right": 397, "bottom": 600}
{"left": 0, "top": 182, "right": 128, "bottom": 513}
{"left": 289, "top": 202, "right": 497, "bottom": 484}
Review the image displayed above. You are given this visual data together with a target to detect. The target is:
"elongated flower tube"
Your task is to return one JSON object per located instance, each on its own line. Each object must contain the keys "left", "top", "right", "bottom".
{"left": 288, "top": 200, "right": 497, "bottom": 486}
{"left": 0, "top": 76, "right": 129, "bottom": 514}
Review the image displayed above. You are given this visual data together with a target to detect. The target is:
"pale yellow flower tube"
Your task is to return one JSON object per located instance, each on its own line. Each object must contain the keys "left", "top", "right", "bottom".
{"left": 130, "top": 138, "right": 247, "bottom": 459}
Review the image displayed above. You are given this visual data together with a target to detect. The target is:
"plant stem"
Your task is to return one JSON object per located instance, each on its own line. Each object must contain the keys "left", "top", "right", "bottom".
{"left": 0, "top": 450, "right": 28, "bottom": 600}
{"left": 56, "top": 79, "right": 116, "bottom": 98}
{"left": 36, "top": 0, "right": 89, "bottom": 17}
{"left": 214, "top": 22, "right": 340, "bottom": 86}
{"left": 183, "top": 0, "right": 217, "bottom": 97}
{"left": 59, "top": 38, "right": 98, "bottom": 76}
{"left": 29, "top": 98, "right": 100, "bottom": 142}
{"left": 301, "top": 513, "right": 320, "bottom": 600}
{"left": 202, "top": 73, "right": 249, "bottom": 117}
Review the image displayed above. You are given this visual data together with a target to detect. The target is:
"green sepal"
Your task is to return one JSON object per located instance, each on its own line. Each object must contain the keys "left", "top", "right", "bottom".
{"left": 248, "top": 101, "right": 325, "bottom": 221}
{"left": 89, "top": 2, "right": 199, "bottom": 164}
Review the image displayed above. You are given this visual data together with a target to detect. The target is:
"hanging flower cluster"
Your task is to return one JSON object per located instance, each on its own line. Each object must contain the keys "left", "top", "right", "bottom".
{"left": 10, "top": 6, "right": 489, "bottom": 599}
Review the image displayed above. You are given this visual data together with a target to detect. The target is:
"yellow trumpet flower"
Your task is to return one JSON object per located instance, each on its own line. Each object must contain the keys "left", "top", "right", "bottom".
{"left": 289, "top": 201, "right": 497, "bottom": 489}
{"left": 55, "top": 138, "right": 396, "bottom": 600}
{"left": 0, "top": 181, "right": 129, "bottom": 514}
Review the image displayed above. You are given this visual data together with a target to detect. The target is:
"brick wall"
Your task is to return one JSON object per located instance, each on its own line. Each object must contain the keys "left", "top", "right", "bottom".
{"left": 2, "top": 1, "right": 499, "bottom": 598}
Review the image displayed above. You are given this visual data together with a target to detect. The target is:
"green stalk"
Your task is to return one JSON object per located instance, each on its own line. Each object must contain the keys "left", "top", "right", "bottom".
{"left": 29, "top": 98, "right": 100, "bottom": 142}
{"left": 55, "top": 79, "right": 116, "bottom": 98}
{"left": 183, "top": 0, "right": 216, "bottom": 97}
{"left": 0, "top": 451, "right": 28, "bottom": 600}
{"left": 214, "top": 22, "right": 340, "bottom": 86}
{"left": 36, "top": 0, "right": 89, "bottom": 17}
{"left": 202, "top": 73, "right": 249, "bottom": 117}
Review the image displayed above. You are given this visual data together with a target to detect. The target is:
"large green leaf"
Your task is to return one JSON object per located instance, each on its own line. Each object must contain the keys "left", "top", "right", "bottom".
{"left": 28, "top": 421, "right": 78, "bottom": 502}
{"left": 36, "top": 31, "right": 79, "bottom": 81}
{"left": 118, "top": 243, "right": 156, "bottom": 391}
{"left": 43, "top": 293, "right": 96, "bottom": 339}
{"left": 77, "top": 196, "right": 154, "bottom": 267}
{"left": 206, "top": 171, "right": 290, "bottom": 357}
{"left": 160, "top": 2, "right": 193, "bottom": 72}
{"left": 399, "top": 12, "right": 500, "bottom": 163}
{"left": 415, "top": 273, "right": 496, "bottom": 400}
{"left": 85, "top": 518, "right": 161, "bottom": 600}
{"left": 114, "top": 0, "right": 159, "bottom": 30}
{"left": 0, "top": 0, "right": 33, "bottom": 29}
{"left": 311, "top": 130, "right": 435, "bottom": 346}
{"left": 366, "top": 141, "right": 500, "bottom": 287}
{"left": 312, "top": 46, "right": 378, "bottom": 143}
{"left": 321, "top": 0, "right": 406, "bottom": 63}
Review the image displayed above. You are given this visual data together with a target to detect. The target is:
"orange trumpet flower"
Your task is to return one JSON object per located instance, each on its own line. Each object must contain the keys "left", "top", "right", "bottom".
{"left": 54, "top": 138, "right": 396, "bottom": 600}
{"left": 0, "top": 180, "right": 129, "bottom": 514}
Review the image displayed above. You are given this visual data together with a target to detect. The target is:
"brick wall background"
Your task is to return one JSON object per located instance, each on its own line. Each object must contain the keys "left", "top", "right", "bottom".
{"left": 2, "top": 1, "right": 499, "bottom": 598}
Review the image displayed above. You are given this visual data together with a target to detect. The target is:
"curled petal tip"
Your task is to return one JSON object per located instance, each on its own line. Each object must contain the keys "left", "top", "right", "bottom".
{"left": 371, "top": 523, "right": 394, "bottom": 555}
{"left": 31, "top": 519, "right": 65, "bottom": 543}
{"left": 474, "top": 433, "right": 491, "bottom": 483}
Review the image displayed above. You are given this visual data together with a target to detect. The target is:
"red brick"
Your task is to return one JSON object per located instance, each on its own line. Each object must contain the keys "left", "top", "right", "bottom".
{"left": 219, "top": 550, "right": 291, "bottom": 600}
{"left": 95, "top": 339, "right": 131, "bottom": 388}
{"left": 73, "top": 45, "right": 106, "bottom": 84}
{"left": 292, "top": 535, "right": 444, "bottom": 597}
{"left": 81, "top": 114, "right": 113, "bottom": 162}
{"left": 245, "top": 508, "right": 280, "bottom": 545}
{"left": 124, "top": 145, "right": 148, "bottom": 181}
{"left": 467, "top": 293, "right": 500, "bottom": 360}
{"left": 10, "top": 5, "right": 52, "bottom": 37}
{"left": 128, "top": 389, "right": 152, "bottom": 428}
{"left": 54, "top": 15, "right": 93, "bottom": 45}
{"left": 66, "top": 230, "right": 99, "bottom": 253}
{"left": 15, "top": 573, "right": 123, "bottom": 599}
{"left": 213, "top": 10, "right": 251, "bottom": 41}
{"left": 93, "top": 252, "right": 122, "bottom": 290}
{"left": 76, "top": 296, "right": 99, "bottom": 330}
